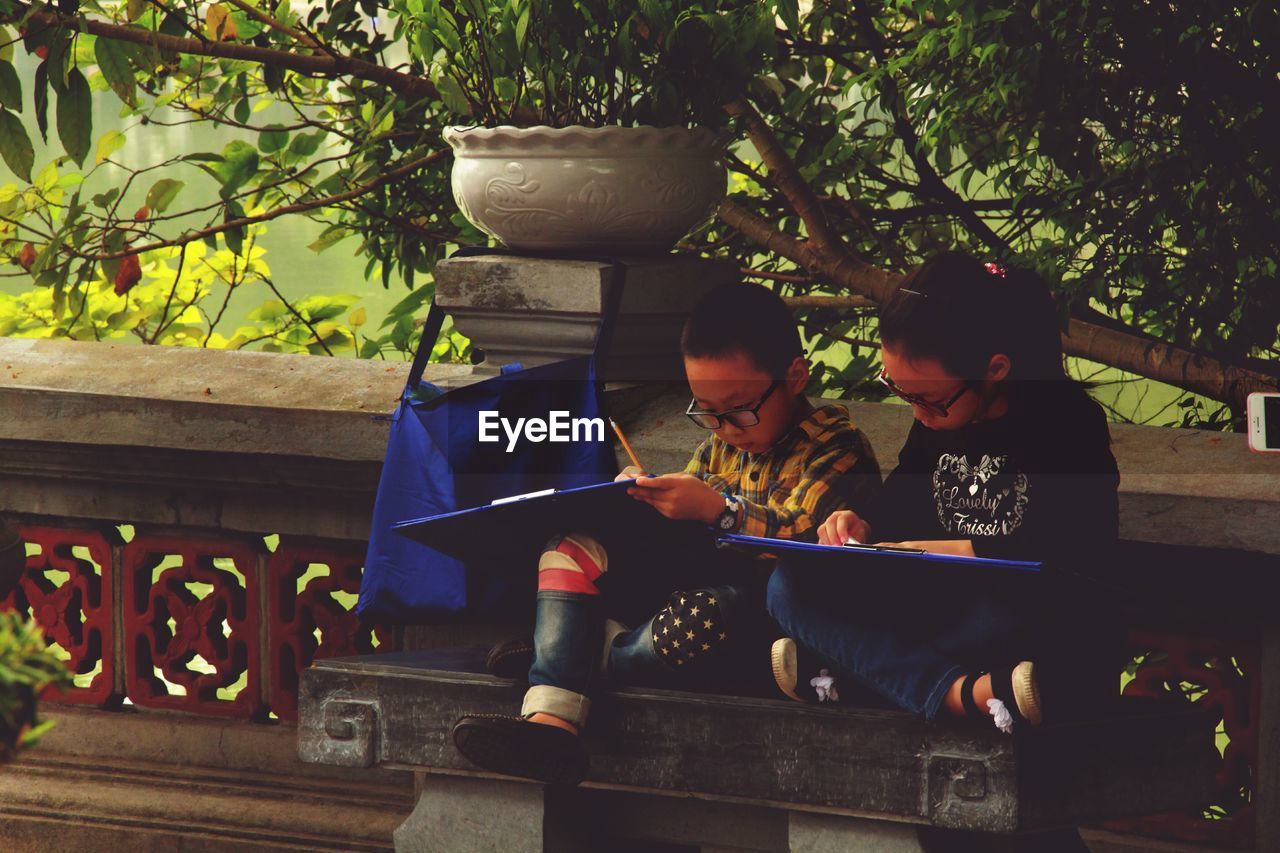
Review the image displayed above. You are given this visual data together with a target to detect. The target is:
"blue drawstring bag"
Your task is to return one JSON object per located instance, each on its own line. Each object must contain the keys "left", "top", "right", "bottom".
{"left": 357, "top": 256, "right": 622, "bottom": 622}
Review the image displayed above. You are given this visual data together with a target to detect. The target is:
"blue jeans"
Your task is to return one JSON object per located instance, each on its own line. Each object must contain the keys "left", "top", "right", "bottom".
{"left": 522, "top": 527, "right": 764, "bottom": 726}
{"left": 766, "top": 563, "right": 1037, "bottom": 720}
{"left": 524, "top": 583, "right": 755, "bottom": 725}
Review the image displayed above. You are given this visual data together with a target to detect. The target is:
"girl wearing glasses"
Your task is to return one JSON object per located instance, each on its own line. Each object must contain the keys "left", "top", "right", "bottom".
{"left": 768, "top": 251, "right": 1120, "bottom": 733}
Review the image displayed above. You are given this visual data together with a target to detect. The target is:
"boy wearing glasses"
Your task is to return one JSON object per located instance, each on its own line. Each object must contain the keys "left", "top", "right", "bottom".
{"left": 452, "top": 281, "right": 882, "bottom": 785}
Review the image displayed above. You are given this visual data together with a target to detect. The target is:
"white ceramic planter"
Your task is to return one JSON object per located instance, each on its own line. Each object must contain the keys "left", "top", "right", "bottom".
{"left": 443, "top": 125, "right": 727, "bottom": 254}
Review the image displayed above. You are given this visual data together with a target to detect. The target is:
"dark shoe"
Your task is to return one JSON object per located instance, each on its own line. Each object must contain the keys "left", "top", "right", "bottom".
{"left": 452, "top": 714, "right": 589, "bottom": 786}
{"left": 484, "top": 638, "right": 534, "bottom": 680}
{"left": 770, "top": 637, "right": 840, "bottom": 704}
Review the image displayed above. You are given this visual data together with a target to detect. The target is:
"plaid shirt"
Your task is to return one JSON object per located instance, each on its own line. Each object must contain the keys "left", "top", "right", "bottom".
{"left": 684, "top": 404, "right": 881, "bottom": 541}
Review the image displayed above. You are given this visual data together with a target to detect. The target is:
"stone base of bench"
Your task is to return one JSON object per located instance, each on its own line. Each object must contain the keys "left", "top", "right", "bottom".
{"left": 392, "top": 772, "right": 1098, "bottom": 853}
{"left": 298, "top": 649, "right": 1214, "bottom": 851}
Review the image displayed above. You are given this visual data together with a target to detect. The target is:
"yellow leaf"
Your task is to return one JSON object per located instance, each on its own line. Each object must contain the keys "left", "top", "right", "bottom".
{"left": 206, "top": 5, "right": 238, "bottom": 42}
{"left": 348, "top": 307, "right": 367, "bottom": 327}
{"left": 96, "top": 130, "right": 126, "bottom": 165}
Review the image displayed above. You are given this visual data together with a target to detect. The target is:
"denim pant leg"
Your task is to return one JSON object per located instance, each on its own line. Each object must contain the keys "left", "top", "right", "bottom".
{"left": 767, "top": 564, "right": 966, "bottom": 719}
{"left": 607, "top": 584, "right": 747, "bottom": 687}
{"left": 523, "top": 590, "right": 604, "bottom": 726}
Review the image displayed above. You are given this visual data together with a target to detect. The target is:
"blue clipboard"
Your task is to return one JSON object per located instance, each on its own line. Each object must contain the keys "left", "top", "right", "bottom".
{"left": 715, "top": 533, "right": 1042, "bottom": 577}
{"left": 392, "top": 479, "right": 664, "bottom": 563}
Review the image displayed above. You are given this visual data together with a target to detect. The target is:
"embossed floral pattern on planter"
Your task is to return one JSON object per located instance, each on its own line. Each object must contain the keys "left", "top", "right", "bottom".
{"left": 445, "top": 126, "right": 727, "bottom": 253}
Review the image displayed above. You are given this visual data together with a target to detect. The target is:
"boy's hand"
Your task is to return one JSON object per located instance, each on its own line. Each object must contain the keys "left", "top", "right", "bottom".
{"left": 615, "top": 465, "right": 646, "bottom": 482}
{"left": 817, "top": 510, "right": 871, "bottom": 546}
{"left": 628, "top": 474, "right": 724, "bottom": 523}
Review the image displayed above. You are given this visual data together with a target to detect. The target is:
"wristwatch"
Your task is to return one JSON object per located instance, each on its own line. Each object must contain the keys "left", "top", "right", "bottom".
{"left": 714, "top": 496, "right": 742, "bottom": 532}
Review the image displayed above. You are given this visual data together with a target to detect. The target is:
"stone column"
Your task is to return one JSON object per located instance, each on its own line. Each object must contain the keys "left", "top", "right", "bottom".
{"left": 394, "top": 773, "right": 592, "bottom": 853}
{"left": 433, "top": 254, "right": 738, "bottom": 382}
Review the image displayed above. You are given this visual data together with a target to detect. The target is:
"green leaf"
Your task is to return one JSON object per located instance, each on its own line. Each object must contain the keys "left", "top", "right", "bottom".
{"left": 95, "top": 129, "right": 127, "bottom": 164}
{"left": 414, "top": 26, "right": 436, "bottom": 61}
{"left": 514, "top": 6, "right": 530, "bottom": 52}
{"left": 91, "top": 187, "right": 120, "bottom": 209}
{"left": 0, "top": 110, "right": 34, "bottom": 182}
{"left": 160, "top": 11, "right": 189, "bottom": 40}
{"left": 145, "top": 178, "right": 185, "bottom": 213}
{"left": 126, "top": 0, "right": 147, "bottom": 21}
{"left": 308, "top": 225, "right": 351, "bottom": 253}
{"left": 224, "top": 199, "right": 246, "bottom": 254}
{"left": 33, "top": 62, "right": 48, "bottom": 143}
{"left": 774, "top": 0, "right": 800, "bottom": 33}
{"left": 95, "top": 38, "right": 138, "bottom": 107}
{"left": 258, "top": 124, "right": 289, "bottom": 153}
{"left": 287, "top": 130, "right": 326, "bottom": 157}
{"left": 435, "top": 73, "right": 472, "bottom": 115}
{"left": 213, "top": 140, "right": 259, "bottom": 199}
{"left": 56, "top": 68, "right": 92, "bottom": 166}
{"left": 0, "top": 61, "right": 20, "bottom": 112}
{"left": 0, "top": 27, "right": 13, "bottom": 63}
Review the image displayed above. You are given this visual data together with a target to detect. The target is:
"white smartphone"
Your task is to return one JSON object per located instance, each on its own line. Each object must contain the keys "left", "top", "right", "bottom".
{"left": 1247, "top": 392, "right": 1280, "bottom": 453}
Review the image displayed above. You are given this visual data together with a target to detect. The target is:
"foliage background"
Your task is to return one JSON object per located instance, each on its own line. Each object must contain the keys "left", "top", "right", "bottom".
{"left": 0, "top": 0, "right": 1275, "bottom": 426}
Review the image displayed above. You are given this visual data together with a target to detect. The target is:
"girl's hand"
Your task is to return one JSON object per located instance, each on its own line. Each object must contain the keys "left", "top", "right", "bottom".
{"left": 876, "top": 539, "right": 976, "bottom": 557}
{"left": 615, "top": 465, "right": 646, "bottom": 482}
{"left": 628, "top": 474, "right": 723, "bottom": 522}
{"left": 817, "top": 510, "right": 871, "bottom": 546}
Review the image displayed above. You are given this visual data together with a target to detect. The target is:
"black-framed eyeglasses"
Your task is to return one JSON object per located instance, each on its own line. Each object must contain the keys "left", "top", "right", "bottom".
{"left": 877, "top": 368, "right": 973, "bottom": 418}
{"left": 686, "top": 380, "right": 781, "bottom": 430}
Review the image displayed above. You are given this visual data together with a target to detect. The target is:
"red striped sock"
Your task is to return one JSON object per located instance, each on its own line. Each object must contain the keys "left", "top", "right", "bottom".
{"left": 537, "top": 535, "right": 606, "bottom": 595}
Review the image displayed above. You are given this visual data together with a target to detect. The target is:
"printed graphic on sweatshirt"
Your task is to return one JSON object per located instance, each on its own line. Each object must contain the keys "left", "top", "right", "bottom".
{"left": 931, "top": 453, "right": 1028, "bottom": 537}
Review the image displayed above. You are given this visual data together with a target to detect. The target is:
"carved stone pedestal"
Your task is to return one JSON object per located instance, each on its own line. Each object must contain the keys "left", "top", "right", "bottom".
{"left": 433, "top": 254, "right": 738, "bottom": 381}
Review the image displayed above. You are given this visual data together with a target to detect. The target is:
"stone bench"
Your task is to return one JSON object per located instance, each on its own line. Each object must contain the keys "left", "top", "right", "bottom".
{"left": 287, "top": 376, "right": 1278, "bottom": 851}
{"left": 298, "top": 647, "right": 1214, "bottom": 852}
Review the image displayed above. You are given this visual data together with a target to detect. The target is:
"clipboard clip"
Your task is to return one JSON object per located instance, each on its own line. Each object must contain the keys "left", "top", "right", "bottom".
{"left": 841, "top": 542, "right": 927, "bottom": 555}
{"left": 490, "top": 487, "right": 557, "bottom": 506}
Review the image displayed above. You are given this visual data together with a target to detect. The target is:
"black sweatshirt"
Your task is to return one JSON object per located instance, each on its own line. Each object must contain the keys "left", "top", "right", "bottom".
{"left": 866, "top": 386, "right": 1120, "bottom": 562}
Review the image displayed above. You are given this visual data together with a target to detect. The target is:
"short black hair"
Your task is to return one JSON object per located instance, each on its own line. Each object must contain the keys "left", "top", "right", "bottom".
{"left": 681, "top": 281, "right": 802, "bottom": 377}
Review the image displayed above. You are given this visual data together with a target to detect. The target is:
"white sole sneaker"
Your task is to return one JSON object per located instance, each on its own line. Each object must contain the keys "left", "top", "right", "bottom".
{"left": 1011, "top": 660, "right": 1043, "bottom": 726}
{"left": 770, "top": 637, "right": 803, "bottom": 703}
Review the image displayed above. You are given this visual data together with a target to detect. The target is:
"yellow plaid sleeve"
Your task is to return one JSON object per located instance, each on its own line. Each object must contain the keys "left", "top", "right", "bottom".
{"left": 683, "top": 436, "right": 714, "bottom": 477}
{"left": 685, "top": 436, "right": 737, "bottom": 494}
{"left": 737, "top": 439, "right": 871, "bottom": 541}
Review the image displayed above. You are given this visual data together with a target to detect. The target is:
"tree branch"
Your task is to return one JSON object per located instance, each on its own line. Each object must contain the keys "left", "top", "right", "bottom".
{"left": 716, "top": 201, "right": 1279, "bottom": 409}
{"left": 85, "top": 149, "right": 448, "bottom": 260}
{"left": 14, "top": 6, "right": 436, "bottom": 102}
{"left": 743, "top": 267, "right": 812, "bottom": 285}
{"left": 784, "top": 295, "right": 877, "bottom": 310}
{"left": 723, "top": 96, "right": 844, "bottom": 253}
{"left": 225, "top": 0, "right": 319, "bottom": 48}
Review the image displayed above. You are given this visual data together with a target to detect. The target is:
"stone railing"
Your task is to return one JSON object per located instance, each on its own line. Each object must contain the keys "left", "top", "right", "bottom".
{"left": 0, "top": 336, "right": 1276, "bottom": 851}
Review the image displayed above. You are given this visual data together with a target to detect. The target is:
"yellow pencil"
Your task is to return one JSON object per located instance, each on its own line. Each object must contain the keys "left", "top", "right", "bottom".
{"left": 608, "top": 418, "right": 645, "bottom": 474}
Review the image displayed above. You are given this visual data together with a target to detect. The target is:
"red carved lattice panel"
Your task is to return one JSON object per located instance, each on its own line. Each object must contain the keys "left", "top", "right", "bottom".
{"left": 121, "top": 534, "right": 264, "bottom": 719}
{"left": 1, "top": 525, "right": 117, "bottom": 705}
{"left": 266, "top": 539, "right": 392, "bottom": 720}
{"left": 1104, "top": 628, "right": 1260, "bottom": 849}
